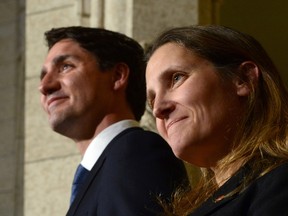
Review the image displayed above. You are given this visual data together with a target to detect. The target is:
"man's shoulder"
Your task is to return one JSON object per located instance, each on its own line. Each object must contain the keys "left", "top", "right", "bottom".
{"left": 113, "top": 127, "right": 168, "bottom": 148}
{"left": 103, "top": 127, "right": 187, "bottom": 179}
{"left": 118, "top": 127, "right": 163, "bottom": 139}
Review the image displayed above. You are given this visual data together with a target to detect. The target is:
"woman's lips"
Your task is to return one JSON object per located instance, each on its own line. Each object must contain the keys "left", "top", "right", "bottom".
{"left": 166, "top": 117, "right": 187, "bottom": 130}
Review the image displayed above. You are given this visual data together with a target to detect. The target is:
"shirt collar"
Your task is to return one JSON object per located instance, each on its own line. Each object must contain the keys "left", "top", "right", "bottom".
{"left": 81, "top": 120, "right": 140, "bottom": 171}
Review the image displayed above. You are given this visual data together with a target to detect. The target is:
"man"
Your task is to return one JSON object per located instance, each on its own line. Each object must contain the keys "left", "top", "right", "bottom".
{"left": 39, "top": 26, "right": 188, "bottom": 216}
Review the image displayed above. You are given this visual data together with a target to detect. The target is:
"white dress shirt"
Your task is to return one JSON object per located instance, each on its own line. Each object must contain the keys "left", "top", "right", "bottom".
{"left": 80, "top": 120, "right": 140, "bottom": 171}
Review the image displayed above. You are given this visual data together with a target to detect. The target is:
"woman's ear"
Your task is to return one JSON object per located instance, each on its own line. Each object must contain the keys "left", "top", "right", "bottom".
{"left": 234, "top": 61, "right": 259, "bottom": 96}
{"left": 112, "top": 63, "right": 130, "bottom": 90}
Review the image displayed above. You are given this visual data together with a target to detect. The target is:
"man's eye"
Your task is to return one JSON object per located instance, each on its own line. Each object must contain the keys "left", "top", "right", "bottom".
{"left": 61, "top": 64, "right": 73, "bottom": 72}
{"left": 63, "top": 64, "right": 71, "bottom": 70}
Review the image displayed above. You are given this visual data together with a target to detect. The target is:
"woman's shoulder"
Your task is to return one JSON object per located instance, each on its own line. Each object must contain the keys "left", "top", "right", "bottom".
{"left": 255, "top": 161, "right": 288, "bottom": 187}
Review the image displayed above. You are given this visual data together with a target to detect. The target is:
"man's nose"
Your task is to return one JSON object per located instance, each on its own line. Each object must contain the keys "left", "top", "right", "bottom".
{"left": 38, "top": 72, "right": 60, "bottom": 96}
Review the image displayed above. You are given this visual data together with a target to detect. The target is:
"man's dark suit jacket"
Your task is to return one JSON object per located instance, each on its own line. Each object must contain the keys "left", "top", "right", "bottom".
{"left": 189, "top": 162, "right": 288, "bottom": 216}
{"left": 66, "top": 127, "right": 188, "bottom": 216}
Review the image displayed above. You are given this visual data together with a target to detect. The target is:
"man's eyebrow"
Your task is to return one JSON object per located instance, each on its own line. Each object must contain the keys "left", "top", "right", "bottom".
{"left": 52, "top": 54, "right": 75, "bottom": 65}
{"left": 40, "top": 54, "right": 78, "bottom": 80}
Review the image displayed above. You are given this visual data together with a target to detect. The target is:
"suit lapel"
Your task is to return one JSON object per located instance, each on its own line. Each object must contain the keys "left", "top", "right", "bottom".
{"left": 66, "top": 127, "right": 142, "bottom": 215}
{"left": 66, "top": 155, "right": 107, "bottom": 216}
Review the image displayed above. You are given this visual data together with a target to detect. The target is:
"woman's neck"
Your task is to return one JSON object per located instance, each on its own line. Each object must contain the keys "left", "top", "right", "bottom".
{"left": 212, "top": 159, "right": 245, "bottom": 187}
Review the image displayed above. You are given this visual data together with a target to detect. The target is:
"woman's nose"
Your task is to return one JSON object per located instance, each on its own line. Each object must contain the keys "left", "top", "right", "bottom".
{"left": 153, "top": 98, "right": 175, "bottom": 119}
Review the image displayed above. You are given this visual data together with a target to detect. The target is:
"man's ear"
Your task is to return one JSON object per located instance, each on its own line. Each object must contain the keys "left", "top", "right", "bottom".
{"left": 234, "top": 61, "right": 259, "bottom": 96}
{"left": 112, "top": 63, "right": 129, "bottom": 90}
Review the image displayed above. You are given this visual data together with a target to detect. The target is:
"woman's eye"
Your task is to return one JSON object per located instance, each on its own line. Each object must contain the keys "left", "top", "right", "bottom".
{"left": 172, "top": 73, "right": 184, "bottom": 85}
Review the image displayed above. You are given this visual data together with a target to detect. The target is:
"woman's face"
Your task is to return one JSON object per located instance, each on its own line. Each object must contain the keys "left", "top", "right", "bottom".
{"left": 146, "top": 43, "right": 245, "bottom": 167}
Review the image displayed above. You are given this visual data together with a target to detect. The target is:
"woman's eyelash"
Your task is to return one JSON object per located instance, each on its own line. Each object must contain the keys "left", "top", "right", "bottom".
{"left": 173, "top": 74, "right": 182, "bottom": 82}
{"left": 171, "top": 73, "right": 185, "bottom": 85}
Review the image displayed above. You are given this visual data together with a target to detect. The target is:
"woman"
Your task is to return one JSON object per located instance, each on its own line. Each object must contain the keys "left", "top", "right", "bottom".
{"left": 145, "top": 25, "right": 288, "bottom": 215}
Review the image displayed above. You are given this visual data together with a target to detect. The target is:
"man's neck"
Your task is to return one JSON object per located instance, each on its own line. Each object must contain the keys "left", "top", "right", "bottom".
{"left": 74, "top": 115, "right": 137, "bottom": 156}
{"left": 75, "top": 140, "right": 91, "bottom": 156}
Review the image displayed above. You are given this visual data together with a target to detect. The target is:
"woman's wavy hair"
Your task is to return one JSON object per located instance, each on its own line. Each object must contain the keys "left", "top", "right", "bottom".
{"left": 146, "top": 25, "right": 288, "bottom": 215}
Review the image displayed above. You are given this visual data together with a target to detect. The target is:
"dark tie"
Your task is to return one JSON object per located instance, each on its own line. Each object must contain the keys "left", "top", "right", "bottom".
{"left": 70, "top": 164, "right": 89, "bottom": 204}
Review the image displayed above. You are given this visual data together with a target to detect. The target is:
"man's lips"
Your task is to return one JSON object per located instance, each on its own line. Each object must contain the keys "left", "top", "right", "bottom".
{"left": 166, "top": 117, "right": 187, "bottom": 130}
{"left": 47, "top": 96, "right": 68, "bottom": 107}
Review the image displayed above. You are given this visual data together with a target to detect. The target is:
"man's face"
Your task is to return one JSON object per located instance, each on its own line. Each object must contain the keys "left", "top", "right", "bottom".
{"left": 146, "top": 43, "right": 244, "bottom": 167}
{"left": 39, "top": 39, "right": 113, "bottom": 139}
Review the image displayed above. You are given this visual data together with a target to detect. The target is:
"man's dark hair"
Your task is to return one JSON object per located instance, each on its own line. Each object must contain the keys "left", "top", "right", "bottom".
{"left": 45, "top": 26, "right": 146, "bottom": 121}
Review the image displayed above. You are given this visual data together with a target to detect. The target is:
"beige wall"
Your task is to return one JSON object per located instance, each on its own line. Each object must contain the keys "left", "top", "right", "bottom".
{"left": 0, "top": 0, "right": 25, "bottom": 215}
{"left": 25, "top": 1, "right": 80, "bottom": 215}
